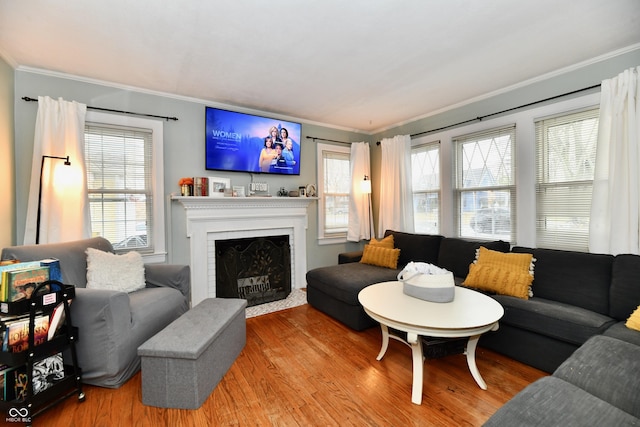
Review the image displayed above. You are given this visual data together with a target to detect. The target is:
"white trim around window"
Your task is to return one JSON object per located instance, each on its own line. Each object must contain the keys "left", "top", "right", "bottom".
{"left": 316, "top": 142, "right": 351, "bottom": 245}
{"left": 85, "top": 111, "right": 166, "bottom": 263}
{"left": 424, "top": 92, "right": 600, "bottom": 248}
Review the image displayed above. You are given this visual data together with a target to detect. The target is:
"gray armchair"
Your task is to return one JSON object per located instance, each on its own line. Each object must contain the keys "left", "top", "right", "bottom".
{"left": 1, "top": 237, "right": 190, "bottom": 388}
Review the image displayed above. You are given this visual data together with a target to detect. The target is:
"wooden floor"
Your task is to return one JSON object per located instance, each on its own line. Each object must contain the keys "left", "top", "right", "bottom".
{"left": 33, "top": 304, "right": 546, "bottom": 427}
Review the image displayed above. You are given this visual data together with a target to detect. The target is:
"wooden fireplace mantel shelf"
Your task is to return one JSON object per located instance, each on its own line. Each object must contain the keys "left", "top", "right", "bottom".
{"left": 172, "top": 195, "right": 317, "bottom": 210}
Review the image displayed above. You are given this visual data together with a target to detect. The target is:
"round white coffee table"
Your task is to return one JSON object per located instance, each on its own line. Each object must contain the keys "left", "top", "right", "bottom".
{"left": 358, "top": 281, "right": 504, "bottom": 405}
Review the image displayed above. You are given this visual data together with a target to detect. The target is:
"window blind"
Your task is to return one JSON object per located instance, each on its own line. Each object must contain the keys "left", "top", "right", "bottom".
{"left": 535, "top": 108, "right": 598, "bottom": 251}
{"left": 411, "top": 141, "right": 440, "bottom": 234}
{"left": 85, "top": 122, "right": 154, "bottom": 252}
{"left": 322, "top": 149, "right": 351, "bottom": 235}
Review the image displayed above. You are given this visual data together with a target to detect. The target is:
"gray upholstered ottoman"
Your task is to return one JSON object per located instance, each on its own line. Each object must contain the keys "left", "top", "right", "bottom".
{"left": 137, "top": 298, "right": 247, "bottom": 409}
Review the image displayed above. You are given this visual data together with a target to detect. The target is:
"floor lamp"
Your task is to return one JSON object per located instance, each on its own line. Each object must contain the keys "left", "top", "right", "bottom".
{"left": 361, "top": 175, "right": 372, "bottom": 239}
{"left": 36, "top": 155, "right": 71, "bottom": 244}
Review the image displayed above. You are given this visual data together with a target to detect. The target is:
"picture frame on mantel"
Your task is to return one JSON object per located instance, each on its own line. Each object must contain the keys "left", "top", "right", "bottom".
{"left": 233, "top": 186, "right": 246, "bottom": 197}
{"left": 208, "top": 177, "right": 230, "bottom": 197}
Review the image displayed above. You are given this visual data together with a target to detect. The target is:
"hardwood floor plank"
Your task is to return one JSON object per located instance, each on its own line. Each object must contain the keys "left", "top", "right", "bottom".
{"left": 29, "top": 303, "right": 545, "bottom": 426}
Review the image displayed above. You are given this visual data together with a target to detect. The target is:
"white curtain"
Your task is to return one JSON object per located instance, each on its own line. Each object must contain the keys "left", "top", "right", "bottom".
{"left": 589, "top": 66, "right": 640, "bottom": 255}
{"left": 377, "top": 134, "right": 414, "bottom": 238}
{"left": 24, "top": 96, "right": 91, "bottom": 244}
{"left": 347, "top": 142, "right": 372, "bottom": 241}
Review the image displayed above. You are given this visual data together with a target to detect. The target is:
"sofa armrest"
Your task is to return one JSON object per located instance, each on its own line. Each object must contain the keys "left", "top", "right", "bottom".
{"left": 339, "top": 251, "right": 363, "bottom": 264}
{"left": 144, "top": 264, "right": 191, "bottom": 301}
{"left": 70, "top": 288, "right": 133, "bottom": 384}
{"left": 72, "top": 288, "right": 132, "bottom": 333}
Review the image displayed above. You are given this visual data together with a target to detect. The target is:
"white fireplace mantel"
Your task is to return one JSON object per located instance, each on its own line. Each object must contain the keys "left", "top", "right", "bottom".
{"left": 174, "top": 196, "right": 316, "bottom": 306}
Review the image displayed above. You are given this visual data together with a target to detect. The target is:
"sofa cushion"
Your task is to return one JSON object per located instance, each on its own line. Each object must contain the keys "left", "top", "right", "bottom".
{"left": 610, "top": 254, "right": 640, "bottom": 320}
{"left": 512, "top": 246, "right": 613, "bottom": 315}
{"left": 602, "top": 321, "right": 640, "bottom": 346}
{"left": 338, "top": 251, "right": 363, "bottom": 264}
{"left": 463, "top": 247, "right": 534, "bottom": 299}
{"left": 306, "top": 282, "right": 378, "bottom": 331}
{"left": 305, "top": 263, "right": 399, "bottom": 305}
{"left": 483, "top": 376, "right": 640, "bottom": 427}
{"left": 491, "top": 295, "right": 616, "bottom": 345}
{"left": 384, "top": 230, "right": 443, "bottom": 268}
{"left": 437, "top": 238, "right": 510, "bottom": 279}
{"left": 554, "top": 335, "right": 640, "bottom": 418}
{"left": 359, "top": 245, "right": 400, "bottom": 269}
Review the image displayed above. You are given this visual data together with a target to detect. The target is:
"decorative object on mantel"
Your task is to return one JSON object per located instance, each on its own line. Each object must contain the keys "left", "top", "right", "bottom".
{"left": 277, "top": 187, "right": 288, "bottom": 197}
{"left": 248, "top": 181, "right": 269, "bottom": 196}
{"left": 209, "top": 176, "right": 231, "bottom": 197}
{"left": 306, "top": 184, "right": 317, "bottom": 197}
{"left": 232, "top": 186, "right": 246, "bottom": 197}
{"left": 288, "top": 190, "right": 299, "bottom": 197}
{"left": 193, "top": 177, "right": 209, "bottom": 196}
{"left": 179, "top": 177, "right": 194, "bottom": 196}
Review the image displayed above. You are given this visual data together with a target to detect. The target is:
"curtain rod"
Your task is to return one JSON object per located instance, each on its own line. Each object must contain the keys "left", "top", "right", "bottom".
{"left": 22, "top": 96, "right": 179, "bottom": 121}
{"left": 305, "top": 136, "right": 351, "bottom": 144}
{"left": 376, "top": 83, "right": 602, "bottom": 145}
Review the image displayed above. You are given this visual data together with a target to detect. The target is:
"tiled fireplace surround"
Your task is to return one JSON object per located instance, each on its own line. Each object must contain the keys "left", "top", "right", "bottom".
{"left": 175, "top": 196, "right": 315, "bottom": 306}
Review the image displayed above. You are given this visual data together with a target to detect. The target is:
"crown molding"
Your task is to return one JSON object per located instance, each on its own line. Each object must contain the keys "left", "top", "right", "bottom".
{"left": 15, "top": 43, "right": 640, "bottom": 139}
{"left": 15, "top": 66, "right": 370, "bottom": 136}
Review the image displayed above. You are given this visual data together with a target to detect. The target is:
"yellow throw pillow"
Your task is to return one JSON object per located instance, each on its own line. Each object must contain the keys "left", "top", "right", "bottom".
{"left": 369, "top": 234, "right": 394, "bottom": 249}
{"left": 475, "top": 246, "right": 533, "bottom": 272}
{"left": 462, "top": 246, "right": 534, "bottom": 299}
{"left": 360, "top": 245, "right": 401, "bottom": 269}
{"left": 626, "top": 305, "right": 640, "bottom": 332}
{"left": 464, "top": 264, "right": 533, "bottom": 299}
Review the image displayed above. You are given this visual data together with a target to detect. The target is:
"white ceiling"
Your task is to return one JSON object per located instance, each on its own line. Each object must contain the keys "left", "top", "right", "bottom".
{"left": 1, "top": 0, "right": 639, "bottom": 133}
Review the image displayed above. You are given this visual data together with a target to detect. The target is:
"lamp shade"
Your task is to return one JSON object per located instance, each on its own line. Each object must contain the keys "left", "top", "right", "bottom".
{"left": 361, "top": 176, "right": 371, "bottom": 194}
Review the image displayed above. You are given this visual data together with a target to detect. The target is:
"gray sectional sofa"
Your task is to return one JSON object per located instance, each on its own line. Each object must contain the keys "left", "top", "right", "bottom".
{"left": 306, "top": 230, "right": 640, "bottom": 424}
{"left": 485, "top": 335, "right": 640, "bottom": 426}
{"left": 1, "top": 237, "right": 191, "bottom": 388}
{"left": 307, "top": 231, "right": 509, "bottom": 331}
{"left": 482, "top": 246, "right": 640, "bottom": 372}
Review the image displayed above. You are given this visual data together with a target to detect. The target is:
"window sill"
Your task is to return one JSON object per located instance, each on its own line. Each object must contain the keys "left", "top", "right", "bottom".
{"left": 317, "top": 236, "right": 348, "bottom": 246}
{"left": 141, "top": 252, "right": 167, "bottom": 264}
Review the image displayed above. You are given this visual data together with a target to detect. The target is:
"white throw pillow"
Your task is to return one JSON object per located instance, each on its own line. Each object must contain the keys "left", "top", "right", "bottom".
{"left": 86, "top": 248, "right": 146, "bottom": 293}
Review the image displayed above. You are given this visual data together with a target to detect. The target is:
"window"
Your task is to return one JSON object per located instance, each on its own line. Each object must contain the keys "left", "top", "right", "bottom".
{"left": 535, "top": 108, "right": 598, "bottom": 251}
{"left": 454, "top": 125, "right": 516, "bottom": 242}
{"left": 411, "top": 141, "right": 440, "bottom": 234}
{"left": 316, "top": 143, "right": 351, "bottom": 243}
{"left": 84, "top": 112, "right": 166, "bottom": 262}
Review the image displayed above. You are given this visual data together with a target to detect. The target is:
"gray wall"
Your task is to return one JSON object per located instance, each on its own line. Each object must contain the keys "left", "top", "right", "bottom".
{"left": 0, "top": 57, "right": 14, "bottom": 248}
{"left": 373, "top": 49, "right": 640, "bottom": 142}
{"left": 9, "top": 47, "right": 640, "bottom": 270}
{"left": 13, "top": 71, "right": 368, "bottom": 269}
{"left": 369, "top": 48, "right": 640, "bottom": 234}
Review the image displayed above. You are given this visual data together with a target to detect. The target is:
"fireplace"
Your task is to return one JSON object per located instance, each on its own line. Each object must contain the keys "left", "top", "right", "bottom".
{"left": 215, "top": 235, "right": 291, "bottom": 306}
{"left": 174, "top": 196, "right": 315, "bottom": 306}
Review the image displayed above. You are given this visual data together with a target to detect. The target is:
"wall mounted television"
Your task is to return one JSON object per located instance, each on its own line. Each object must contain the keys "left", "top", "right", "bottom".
{"left": 205, "top": 107, "right": 302, "bottom": 175}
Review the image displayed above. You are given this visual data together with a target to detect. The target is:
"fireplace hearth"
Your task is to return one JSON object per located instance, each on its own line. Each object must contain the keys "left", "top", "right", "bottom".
{"left": 215, "top": 235, "right": 291, "bottom": 307}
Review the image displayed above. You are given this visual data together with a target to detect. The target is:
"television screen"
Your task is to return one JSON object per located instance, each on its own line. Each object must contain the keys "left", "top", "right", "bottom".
{"left": 205, "top": 107, "right": 302, "bottom": 175}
